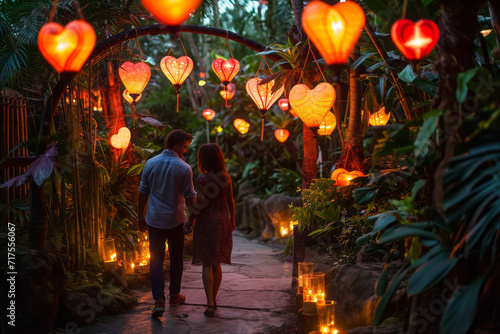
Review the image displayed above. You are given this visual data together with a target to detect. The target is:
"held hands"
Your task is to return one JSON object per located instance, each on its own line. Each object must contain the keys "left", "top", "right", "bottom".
{"left": 138, "top": 217, "right": 148, "bottom": 232}
{"left": 183, "top": 218, "right": 195, "bottom": 235}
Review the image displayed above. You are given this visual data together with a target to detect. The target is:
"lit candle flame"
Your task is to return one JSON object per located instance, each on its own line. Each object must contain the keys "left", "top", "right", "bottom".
{"left": 111, "top": 253, "right": 116, "bottom": 261}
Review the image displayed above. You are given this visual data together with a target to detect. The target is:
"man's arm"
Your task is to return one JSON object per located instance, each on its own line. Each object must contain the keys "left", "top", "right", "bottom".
{"left": 138, "top": 192, "right": 149, "bottom": 231}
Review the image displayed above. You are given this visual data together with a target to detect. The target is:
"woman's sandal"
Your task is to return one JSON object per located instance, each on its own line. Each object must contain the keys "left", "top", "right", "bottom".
{"left": 204, "top": 305, "right": 215, "bottom": 317}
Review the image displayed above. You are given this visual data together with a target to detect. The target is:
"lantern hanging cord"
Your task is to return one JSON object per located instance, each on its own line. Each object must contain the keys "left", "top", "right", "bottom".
{"left": 219, "top": 31, "right": 234, "bottom": 58}
{"left": 135, "top": 35, "right": 145, "bottom": 61}
{"left": 167, "top": 33, "right": 178, "bottom": 56}
{"left": 48, "top": 0, "right": 59, "bottom": 22}
{"left": 255, "top": 56, "right": 264, "bottom": 77}
{"left": 263, "top": 56, "right": 273, "bottom": 74}
{"left": 402, "top": 0, "right": 408, "bottom": 18}
{"left": 178, "top": 34, "right": 188, "bottom": 56}
{"left": 308, "top": 39, "right": 327, "bottom": 83}
{"left": 73, "top": 0, "right": 84, "bottom": 19}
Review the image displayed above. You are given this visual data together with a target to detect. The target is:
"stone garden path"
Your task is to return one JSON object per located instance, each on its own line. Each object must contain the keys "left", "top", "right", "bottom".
{"left": 80, "top": 232, "right": 293, "bottom": 334}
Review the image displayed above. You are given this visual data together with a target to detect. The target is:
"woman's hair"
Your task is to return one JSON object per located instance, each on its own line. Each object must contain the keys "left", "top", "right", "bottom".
{"left": 166, "top": 129, "right": 193, "bottom": 149}
{"left": 198, "top": 143, "right": 227, "bottom": 174}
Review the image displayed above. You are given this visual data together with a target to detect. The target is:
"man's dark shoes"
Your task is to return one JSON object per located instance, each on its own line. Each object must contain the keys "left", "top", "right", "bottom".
{"left": 151, "top": 298, "right": 165, "bottom": 318}
{"left": 169, "top": 293, "right": 186, "bottom": 307}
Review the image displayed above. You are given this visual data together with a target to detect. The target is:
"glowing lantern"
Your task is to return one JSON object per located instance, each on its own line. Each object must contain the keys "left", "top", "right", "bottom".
{"left": 278, "top": 98, "right": 289, "bottom": 111}
{"left": 234, "top": 118, "right": 250, "bottom": 134}
{"left": 331, "top": 168, "right": 364, "bottom": 186}
{"left": 274, "top": 129, "right": 290, "bottom": 143}
{"left": 391, "top": 19, "right": 439, "bottom": 61}
{"left": 318, "top": 112, "right": 337, "bottom": 136}
{"left": 246, "top": 77, "right": 284, "bottom": 140}
{"left": 212, "top": 58, "right": 240, "bottom": 86}
{"left": 303, "top": 272, "right": 325, "bottom": 303}
{"left": 110, "top": 127, "right": 131, "bottom": 149}
{"left": 160, "top": 56, "right": 193, "bottom": 112}
{"left": 140, "top": 0, "right": 202, "bottom": 26}
{"left": 119, "top": 62, "right": 150, "bottom": 104}
{"left": 317, "top": 301, "right": 338, "bottom": 334}
{"left": 289, "top": 83, "right": 335, "bottom": 136}
{"left": 123, "top": 89, "right": 142, "bottom": 105}
{"left": 199, "top": 72, "right": 206, "bottom": 79}
{"left": 369, "top": 107, "right": 391, "bottom": 126}
{"left": 302, "top": 1, "right": 365, "bottom": 65}
{"left": 481, "top": 29, "right": 493, "bottom": 37}
{"left": 203, "top": 109, "right": 216, "bottom": 121}
{"left": 220, "top": 83, "right": 236, "bottom": 100}
{"left": 217, "top": 126, "right": 223, "bottom": 133}
{"left": 38, "top": 20, "right": 96, "bottom": 73}
{"left": 298, "top": 262, "right": 315, "bottom": 294}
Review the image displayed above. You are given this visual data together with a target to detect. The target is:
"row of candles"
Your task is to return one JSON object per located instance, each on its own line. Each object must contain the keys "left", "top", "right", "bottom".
{"left": 298, "top": 262, "right": 338, "bottom": 334}
{"left": 102, "top": 232, "right": 167, "bottom": 274}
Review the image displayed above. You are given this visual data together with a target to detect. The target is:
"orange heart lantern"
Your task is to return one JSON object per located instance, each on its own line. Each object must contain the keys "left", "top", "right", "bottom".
{"left": 140, "top": 0, "right": 202, "bottom": 26}
{"left": 212, "top": 58, "right": 240, "bottom": 86}
{"left": 274, "top": 129, "right": 290, "bottom": 143}
{"left": 38, "top": 20, "right": 96, "bottom": 73}
{"left": 318, "top": 111, "right": 337, "bottom": 136}
{"left": 234, "top": 118, "right": 250, "bottom": 134}
{"left": 331, "top": 168, "right": 364, "bottom": 186}
{"left": 391, "top": 19, "right": 439, "bottom": 61}
{"left": 161, "top": 56, "right": 193, "bottom": 112}
{"left": 246, "top": 77, "right": 284, "bottom": 140}
{"left": 302, "top": 1, "right": 365, "bottom": 65}
{"left": 220, "top": 83, "right": 236, "bottom": 100}
{"left": 119, "top": 62, "right": 150, "bottom": 104}
{"left": 369, "top": 107, "right": 391, "bottom": 126}
{"left": 203, "top": 109, "right": 216, "bottom": 121}
{"left": 123, "top": 89, "right": 142, "bottom": 105}
{"left": 289, "top": 83, "right": 335, "bottom": 136}
{"left": 278, "top": 98, "right": 289, "bottom": 112}
{"left": 110, "top": 127, "right": 131, "bottom": 149}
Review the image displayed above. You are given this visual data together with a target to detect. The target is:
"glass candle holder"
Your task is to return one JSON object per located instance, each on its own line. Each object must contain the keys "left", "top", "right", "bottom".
{"left": 317, "top": 300, "right": 338, "bottom": 334}
{"left": 298, "top": 262, "right": 315, "bottom": 294}
{"left": 103, "top": 238, "right": 117, "bottom": 262}
{"left": 123, "top": 251, "right": 138, "bottom": 274}
{"left": 303, "top": 272, "right": 325, "bottom": 303}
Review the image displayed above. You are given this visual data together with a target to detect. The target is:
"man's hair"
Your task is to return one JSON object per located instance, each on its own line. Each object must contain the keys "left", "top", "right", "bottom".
{"left": 166, "top": 129, "right": 193, "bottom": 149}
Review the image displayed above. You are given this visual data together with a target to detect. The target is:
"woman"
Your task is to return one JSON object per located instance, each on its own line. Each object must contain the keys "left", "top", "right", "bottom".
{"left": 184, "top": 143, "right": 235, "bottom": 317}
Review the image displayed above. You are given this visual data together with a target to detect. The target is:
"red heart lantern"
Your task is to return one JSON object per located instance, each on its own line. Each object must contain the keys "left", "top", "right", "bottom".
{"left": 278, "top": 98, "right": 289, "bottom": 112}
{"left": 38, "top": 20, "right": 96, "bottom": 73}
{"left": 391, "top": 19, "right": 439, "bottom": 61}
{"left": 246, "top": 77, "right": 284, "bottom": 141}
{"left": 274, "top": 129, "right": 289, "bottom": 143}
{"left": 140, "top": 0, "right": 202, "bottom": 26}
{"left": 203, "top": 109, "right": 216, "bottom": 121}
{"left": 302, "top": 1, "right": 365, "bottom": 65}
{"left": 331, "top": 168, "right": 364, "bottom": 186}
{"left": 119, "top": 62, "right": 151, "bottom": 104}
{"left": 212, "top": 58, "right": 240, "bottom": 86}
{"left": 220, "top": 83, "right": 236, "bottom": 100}
{"left": 160, "top": 56, "right": 193, "bottom": 112}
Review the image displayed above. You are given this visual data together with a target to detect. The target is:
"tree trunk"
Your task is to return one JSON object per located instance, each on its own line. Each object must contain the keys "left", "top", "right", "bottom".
{"left": 301, "top": 123, "right": 318, "bottom": 189}
{"left": 102, "top": 60, "right": 126, "bottom": 135}
{"left": 335, "top": 47, "right": 370, "bottom": 173}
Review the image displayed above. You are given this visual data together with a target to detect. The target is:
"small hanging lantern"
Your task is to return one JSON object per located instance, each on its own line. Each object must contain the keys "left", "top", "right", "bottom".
{"left": 212, "top": 58, "right": 240, "bottom": 87}
{"left": 331, "top": 168, "right": 364, "bottom": 186}
{"left": 391, "top": 19, "right": 439, "bottom": 61}
{"left": 140, "top": 0, "right": 202, "bottom": 26}
{"left": 119, "top": 62, "right": 151, "bottom": 104}
{"left": 318, "top": 112, "right": 337, "bottom": 136}
{"left": 123, "top": 89, "right": 142, "bottom": 105}
{"left": 234, "top": 118, "right": 250, "bottom": 134}
{"left": 302, "top": 1, "right": 365, "bottom": 65}
{"left": 289, "top": 83, "right": 335, "bottom": 136}
{"left": 369, "top": 107, "right": 390, "bottom": 126}
{"left": 160, "top": 56, "right": 193, "bottom": 112}
{"left": 246, "top": 77, "right": 284, "bottom": 140}
{"left": 38, "top": 20, "right": 96, "bottom": 73}
{"left": 110, "top": 127, "right": 131, "bottom": 149}
{"left": 278, "top": 98, "right": 289, "bottom": 111}
{"left": 203, "top": 109, "right": 216, "bottom": 121}
{"left": 220, "top": 83, "right": 236, "bottom": 101}
{"left": 274, "top": 129, "right": 289, "bottom": 143}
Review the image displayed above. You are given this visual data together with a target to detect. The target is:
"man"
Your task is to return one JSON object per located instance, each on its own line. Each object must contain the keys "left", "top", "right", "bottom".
{"left": 137, "top": 129, "right": 196, "bottom": 318}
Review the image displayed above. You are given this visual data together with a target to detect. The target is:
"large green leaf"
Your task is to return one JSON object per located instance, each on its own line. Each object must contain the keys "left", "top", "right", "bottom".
{"left": 414, "top": 114, "right": 439, "bottom": 158}
{"left": 398, "top": 64, "right": 417, "bottom": 83}
{"left": 374, "top": 263, "right": 410, "bottom": 326}
{"left": 353, "top": 187, "right": 377, "bottom": 205}
{"left": 407, "top": 251, "right": 458, "bottom": 295}
{"left": 377, "top": 226, "right": 437, "bottom": 244}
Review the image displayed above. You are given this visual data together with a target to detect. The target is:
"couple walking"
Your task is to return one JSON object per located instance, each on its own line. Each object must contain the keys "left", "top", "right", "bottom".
{"left": 137, "top": 129, "right": 235, "bottom": 318}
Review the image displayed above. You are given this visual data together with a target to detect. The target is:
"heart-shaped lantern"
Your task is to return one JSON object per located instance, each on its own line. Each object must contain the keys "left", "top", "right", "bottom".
{"left": 391, "top": 19, "right": 439, "bottom": 61}
{"left": 203, "top": 109, "right": 216, "bottom": 121}
{"left": 318, "top": 112, "right": 337, "bottom": 136}
{"left": 212, "top": 58, "right": 240, "bottom": 86}
{"left": 220, "top": 83, "right": 236, "bottom": 107}
{"left": 331, "top": 168, "right": 364, "bottom": 186}
{"left": 38, "top": 20, "right": 96, "bottom": 73}
{"left": 119, "top": 62, "right": 151, "bottom": 104}
{"left": 234, "top": 118, "right": 250, "bottom": 134}
{"left": 246, "top": 77, "right": 284, "bottom": 140}
{"left": 274, "top": 129, "right": 289, "bottom": 143}
{"left": 140, "top": 0, "right": 202, "bottom": 26}
{"left": 289, "top": 83, "right": 335, "bottom": 136}
{"left": 302, "top": 1, "right": 365, "bottom": 65}
{"left": 161, "top": 56, "right": 193, "bottom": 112}
{"left": 110, "top": 127, "right": 131, "bottom": 149}
{"left": 369, "top": 107, "right": 390, "bottom": 126}
{"left": 123, "top": 89, "right": 142, "bottom": 105}
{"left": 278, "top": 98, "right": 289, "bottom": 112}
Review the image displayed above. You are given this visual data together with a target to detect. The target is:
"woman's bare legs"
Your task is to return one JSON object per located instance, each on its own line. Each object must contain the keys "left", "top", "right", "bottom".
{"left": 212, "top": 263, "right": 222, "bottom": 306}
{"left": 202, "top": 265, "right": 215, "bottom": 307}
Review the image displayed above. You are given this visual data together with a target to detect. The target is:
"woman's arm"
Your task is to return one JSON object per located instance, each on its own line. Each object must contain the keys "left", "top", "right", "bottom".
{"left": 185, "top": 181, "right": 206, "bottom": 233}
{"left": 226, "top": 179, "right": 236, "bottom": 231}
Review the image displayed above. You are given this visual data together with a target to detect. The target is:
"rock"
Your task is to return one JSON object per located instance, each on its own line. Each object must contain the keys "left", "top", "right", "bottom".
{"left": 356, "top": 245, "right": 389, "bottom": 264}
{"left": 262, "top": 194, "right": 302, "bottom": 239}
{"left": 346, "top": 317, "right": 405, "bottom": 334}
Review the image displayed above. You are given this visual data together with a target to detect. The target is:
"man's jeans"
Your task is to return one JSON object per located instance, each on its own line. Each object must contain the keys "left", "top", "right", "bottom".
{"left": 148, "top": 224, "right": 184, "bottom": 300}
